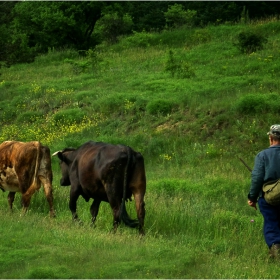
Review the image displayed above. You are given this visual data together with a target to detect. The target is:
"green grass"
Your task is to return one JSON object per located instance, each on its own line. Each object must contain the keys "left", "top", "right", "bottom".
{"left": 1, "top": 18, "right": 280, "bottom": 278}
{"left": 0, "top": 176, "right": 275, "bottom": 278}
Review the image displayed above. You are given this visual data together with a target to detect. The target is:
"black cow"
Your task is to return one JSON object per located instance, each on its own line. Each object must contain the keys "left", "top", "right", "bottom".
{"left": 53, "top": 141, "right": 146, "bottom": 234}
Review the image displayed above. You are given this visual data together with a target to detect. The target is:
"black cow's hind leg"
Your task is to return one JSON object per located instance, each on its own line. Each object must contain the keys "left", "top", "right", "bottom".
{"left": 69, "top": 187, "right": 80, "bottom": 222}
{"left": 112, "top": 205, "right": 122, "bottom": 233}
{"left": 90, "top": 199, "right": 101, "bottom": 226}
{"left": 134, "top": 192, "right": 146, "bottom": 235}
{"left": 106, "top": 197, "right": 121, "bottom": 232}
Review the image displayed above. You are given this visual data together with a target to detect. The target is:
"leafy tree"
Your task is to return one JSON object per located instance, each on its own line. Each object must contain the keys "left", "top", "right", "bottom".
{"left": 164, "top": 4, "right": 197, "bottom": 28}
{"left": 183, "top": 1, "right": 280, "bottom": 26}
{"left": 183, "top": 1, "right": 240, "bottom": 25}
{"left": 95, "top": 12, "right": 133, "bottom": 43}
{"left": 2, "top": 1, "right": 105, "bottom": 64}
{"left": 2, "top": 1, "right": 280, "bottom": 66}
{"left": 0, "top": 1, "right": 17, "bottom": 65}
{"left": 12, "top": 1, "right": 103, "bottom": 52}
{"left": 126, "top": 1, "right": 170, "bottom": 31}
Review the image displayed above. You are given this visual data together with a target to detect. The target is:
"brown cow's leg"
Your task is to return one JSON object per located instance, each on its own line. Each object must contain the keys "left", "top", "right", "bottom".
{"left": 7, "top": 192, "right": 16, "bottom": 212}
{"left": 21, "top": 191, "right": 33, "bottom": 214}
{"left": 133, "top": 192, "right": 146, "bottom": 235}
{"left": 20, "top": 181, "right": 38, "bottom": 214}
{"left": 90, "top": 199, "right": 101, "bottom": 225}
{"left": 39, "top": 176, "right": 55, "bottom": 218}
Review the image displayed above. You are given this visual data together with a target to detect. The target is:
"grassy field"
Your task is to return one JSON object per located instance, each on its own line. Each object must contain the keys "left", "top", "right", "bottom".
{"left": 1, "top": 18, "right": 280, "bottom": 278}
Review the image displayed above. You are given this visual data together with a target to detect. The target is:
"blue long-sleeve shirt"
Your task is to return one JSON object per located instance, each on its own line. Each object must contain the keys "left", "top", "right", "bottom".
{"left": 248, "top": 145, "right": 280, "bottom": 202}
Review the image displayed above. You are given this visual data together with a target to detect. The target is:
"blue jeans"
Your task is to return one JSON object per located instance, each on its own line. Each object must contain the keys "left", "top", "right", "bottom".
{"left": 258, "top": 197, "right": 280, "bottom": 248}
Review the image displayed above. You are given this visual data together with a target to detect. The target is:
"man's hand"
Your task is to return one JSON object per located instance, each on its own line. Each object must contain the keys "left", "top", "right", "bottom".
{"left": 248, "top": 200, "right": 257, "bottom": 210}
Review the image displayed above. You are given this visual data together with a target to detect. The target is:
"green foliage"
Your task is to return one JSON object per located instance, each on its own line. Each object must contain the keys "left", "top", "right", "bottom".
{"left": 133, "top": 97, "right": 148, "bottom": 113}
{"left": 121, "top": 31, "right": 155, "bottom": 48}
{"left": 191, "top": 29, "right": 212, "bottom": 44}
{"left": 0, "top": 100, "right": 17, "bottom": 123}
{"left": 164, "top": 4, "right": 197, "bottom": 28}
{"left": 144, "top": 136, "right": 169, "bottom": 158}
{"left": 119, "top": 28, "right": 196, "bottom": 49}
{"left": 235, "top": 93, "right": 280, "bottom": 114}
{"left": 235, "top": 30, "right": 268, "bottom": 54}
{"left": 64, "top": 48, "right": 100, "bottom": 74}
{"left": 235, "top": 94, "right": 265, "bottom": 113}
{"left": 95, "top": 94, "right": 126, "bottom": 115}
{"left": 240, "top": 6, "right": 250, "bottom": 24}
{"left": 64, "top": 59, "right": 92, "bottom": 75}
{"left": 178, "top": 62, "right": 196, "bottom": 78}
{"left": 2, "top": 2, "right": 280, "bottom": 65}
{"left": 34, "top": 49, "right": 80, "bottom": 66}
{"left": 95, "top": 12, "right": 133, "bottom": 43}
{"left": 52, "top": 108, "right": 86, "bottom": 125}
{"left": 146, "top": 99, "right": 174, "bottom": 116}
{"left": 165, "top": 50, "right": 195, "bottom": 78}
{"left": 16, "top": 111, "right": 43, "bottom": 124}
{"left": 1, "top": 2, "right": 103, "bottom": 65}
{"left": 74, "top": 91, "right": 95, "bottom": 108}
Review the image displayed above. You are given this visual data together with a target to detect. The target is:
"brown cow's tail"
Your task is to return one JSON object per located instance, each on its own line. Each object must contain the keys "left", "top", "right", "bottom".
{"left": 31, "top": 142, "right": 41, "bottom": 190}
{"left": 120, "top": 146, "right": 139, "bottom": 228}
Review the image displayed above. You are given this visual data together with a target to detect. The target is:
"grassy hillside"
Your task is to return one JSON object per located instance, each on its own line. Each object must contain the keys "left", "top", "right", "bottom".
{"left": 1, "top": 18, "right": 280, "bottom": 278}
{"left": 1, "top": 20, "right": 280, "bottom": 170}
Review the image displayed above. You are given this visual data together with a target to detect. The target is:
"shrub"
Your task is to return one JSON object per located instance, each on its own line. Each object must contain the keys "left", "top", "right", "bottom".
{"left": 146, "top": 99, "right": 174, "bottom": 115}
{"left": 0, "top": 101, "right": 17, "bottom": 123}
{"left": 74, "top": 91, "right": 95, "bottom": 108}
{"left": 64, "top": 49, "right": 100, "bottom": 75}
{"left": 133, "top": 98, "right": 148, "bottom": 113}
{"left": 177, "top": 62, "right": 196, "bottom": 78}
{"left": 64, "top": 59, "right": 91, "bottom": 75}
{"left": 52, "top": 108, "right": 86, "bottom": 125}
{"left": 234, "top": 30, "right": 268, "bottom": 54}
{"left": 122, "top": 31, "right": 154, "bottom": 48}
{"left": 34, "top": 49, "right": 80, "bottom": 65}
{"left": 235, "top": 94, "right": 266, "bottom": 113}
{"left": 95, "top": 94, "right": 125, "bottom": 115}
{"left": 16, "top": 111, "right": 43, "bottom": 124}
{"left": 85, "top": 48, "right": 99, "bottom": 65}
{"left": 235, "top": 93, "right": 280, "bottom": 114}
{"left": 191, "top": 29, "right": 212, "bottom": 44}
{"left": 165, "top": 50, "right": 195, "bottom": 78}
{"left": 266, "top": 93, "right": 280, "bottom": 113}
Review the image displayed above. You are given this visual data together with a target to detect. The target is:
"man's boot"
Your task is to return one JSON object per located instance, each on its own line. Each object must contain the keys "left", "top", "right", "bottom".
{"left": 269, "top": 244, "right": 280, "bottom": 259}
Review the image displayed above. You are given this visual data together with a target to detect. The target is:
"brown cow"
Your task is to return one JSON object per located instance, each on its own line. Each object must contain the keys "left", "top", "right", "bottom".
{"left": 53, "top": 141, "right": 146, "bottom": 234}
{"left": 0, "top": 141, "right": 55, "bottom": 217}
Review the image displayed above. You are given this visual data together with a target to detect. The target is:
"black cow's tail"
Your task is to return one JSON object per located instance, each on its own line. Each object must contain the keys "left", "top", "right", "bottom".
{"left": 120, "top": 146, "right": 139, "bottom": 228}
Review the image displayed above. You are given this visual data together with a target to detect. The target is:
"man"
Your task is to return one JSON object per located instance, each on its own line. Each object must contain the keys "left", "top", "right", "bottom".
{"left": 248, "top": 124, "right": 280, "bottom": 259}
